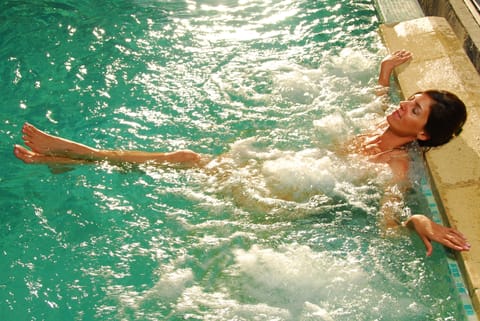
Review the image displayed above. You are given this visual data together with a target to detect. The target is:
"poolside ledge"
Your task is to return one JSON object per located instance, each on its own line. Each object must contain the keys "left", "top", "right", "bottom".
{"left": 380, "top": 16, "right": 480, "bottom": 314}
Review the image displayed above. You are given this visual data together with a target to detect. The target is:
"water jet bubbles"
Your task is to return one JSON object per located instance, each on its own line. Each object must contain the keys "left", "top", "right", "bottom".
{"left": 261, "top": 150, "right": 338, "bottom": 202}
{"left": 229, "top": 244, "right": 369, "bottom": 317}
{"left": 329, "top": 47, "right": 377, "bottom": 82}
{"left": 313, "top": 112, "right": 350, "bottom": 141}
{"left": 276, "top": 70, "right": 319, "bottom": 105}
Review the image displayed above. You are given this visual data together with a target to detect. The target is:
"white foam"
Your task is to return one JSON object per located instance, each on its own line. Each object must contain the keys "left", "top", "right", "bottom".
{"left": 313, "top": 112, "right": 351, "bottom": 139}
{"left": 274, "top": 69, "right": 321, "bottom": 105}
{"left": 175, "top": 286, "right": 292, "bottom": 320}
{"left": 140, "top": 267, "right": 194, "bottom": 302}
{"left": 203, "top": 135, "right": 389, "bottom": 213}
{"left": 233, "top": 244, "right": 366, "bottom": 290}
{"left": 229, "top": 137, "right": 287, "bottom": 163}
{"left": 228, "top": 244, "right": 367, "bottom": 318}
{"left": 155, "top": 244, "right": 360, "bottom": 320}
{"left": 261, "top": 149, "right": 340, "bottom": 201}
{"left": 329, "top": 47, "right": 377, "bottom": 81}
{"left": 303, "top": 302, "right": 335, "bottom": 321}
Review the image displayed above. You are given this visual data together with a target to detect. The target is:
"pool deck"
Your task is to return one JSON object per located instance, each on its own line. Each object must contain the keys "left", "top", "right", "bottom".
{"left": 379, "top": 16, "right": 480, "bottom": 315}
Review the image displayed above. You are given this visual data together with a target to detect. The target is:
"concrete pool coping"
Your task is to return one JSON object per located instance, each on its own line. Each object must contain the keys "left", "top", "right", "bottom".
{"left": 379, "top": 16, "right": 480, "bottom": 315}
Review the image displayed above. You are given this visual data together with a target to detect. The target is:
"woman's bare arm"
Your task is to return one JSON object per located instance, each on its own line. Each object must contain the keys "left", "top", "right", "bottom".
{"left": 404, "top": 215, "right": 470, "bottom": 256}
{"left": 378, "top": 50, "right": 413, "bottom": 87}
{"left": 379, "top": 154, "right": 470, "bottom": 256}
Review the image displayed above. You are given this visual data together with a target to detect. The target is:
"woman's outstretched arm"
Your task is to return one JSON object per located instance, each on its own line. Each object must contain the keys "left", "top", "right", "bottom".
{"left": 381, "top": 190, "right": 470, "bottom": 256}
{"left": 379, "top": 156, "right": 470, "bottom": 256}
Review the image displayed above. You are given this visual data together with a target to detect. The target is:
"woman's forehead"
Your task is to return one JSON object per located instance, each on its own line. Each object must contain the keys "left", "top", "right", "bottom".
{"left": 409, "top": 92, "right": 434, "bottom": 105}
{"left": 408, "top": 92, "right": 426, "bottom": 99}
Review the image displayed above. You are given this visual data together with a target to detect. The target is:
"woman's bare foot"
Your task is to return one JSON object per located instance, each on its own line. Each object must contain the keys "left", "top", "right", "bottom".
{"left": 22, "top": 122, "right": 98, "bottom": 158}
{"left": 13, "top": 145, "right": 87, "bottom": 164}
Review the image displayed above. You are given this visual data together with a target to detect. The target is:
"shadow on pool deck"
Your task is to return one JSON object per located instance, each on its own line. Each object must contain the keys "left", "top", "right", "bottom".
{"left": 379, "top": 16, "right": 480, "bottom": 316}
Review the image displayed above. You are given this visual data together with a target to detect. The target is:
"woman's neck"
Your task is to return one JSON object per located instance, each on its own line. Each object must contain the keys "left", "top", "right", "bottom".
{"left": 369, "top": 126, "right": 415, "bottom": 152}
{"left": 355, "top": 121, "right": 415, "bottom": 155}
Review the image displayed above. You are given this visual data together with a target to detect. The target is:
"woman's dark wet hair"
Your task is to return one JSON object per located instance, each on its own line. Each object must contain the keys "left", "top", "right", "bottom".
{"left": 417, "top": 90, "right": 467, "bottom": 147}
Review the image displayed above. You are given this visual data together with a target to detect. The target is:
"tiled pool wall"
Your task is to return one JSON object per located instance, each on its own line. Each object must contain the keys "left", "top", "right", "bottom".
{"left": 421, "top": 175, "right": 477, "bottom": 320}
{"left": 417, "top": 0, "right": 480, "bottom": 72}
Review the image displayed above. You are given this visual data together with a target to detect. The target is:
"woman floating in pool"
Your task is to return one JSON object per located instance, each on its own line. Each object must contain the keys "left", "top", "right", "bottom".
{"left": 13, "top": 50, "right": 470, "bottom": 256}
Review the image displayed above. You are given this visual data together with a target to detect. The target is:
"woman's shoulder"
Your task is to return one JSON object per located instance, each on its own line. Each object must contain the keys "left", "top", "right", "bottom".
{"left": 384, "top": 148, "right": 410, "bottom": 182}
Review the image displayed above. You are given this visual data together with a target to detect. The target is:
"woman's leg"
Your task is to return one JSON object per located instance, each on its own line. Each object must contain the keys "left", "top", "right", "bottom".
{"left": 17, "top": 123, "right": 205, "bottom": 166}
{"left": 14, "top": 145, "right": 91, "bottom": 165}
{"left": 22, "top": 122, "right": 101, "bottom": 158}
{"left": 96, "top": 149, "right": 204, "bottom": 165}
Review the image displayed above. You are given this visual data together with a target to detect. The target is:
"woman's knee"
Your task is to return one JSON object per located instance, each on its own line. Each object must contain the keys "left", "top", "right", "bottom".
{"left": 172, "top": 150, "right": 201, "bottom": 163}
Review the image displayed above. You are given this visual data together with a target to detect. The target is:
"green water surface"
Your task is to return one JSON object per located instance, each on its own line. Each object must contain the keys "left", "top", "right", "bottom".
{"left": 0, "top": 0, "right": 468, "bottom": 320}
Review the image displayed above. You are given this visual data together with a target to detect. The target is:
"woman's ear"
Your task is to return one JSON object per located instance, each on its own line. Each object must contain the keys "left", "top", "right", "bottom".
{"left": 416, "top": 131, "right": 430, "bottom": 141}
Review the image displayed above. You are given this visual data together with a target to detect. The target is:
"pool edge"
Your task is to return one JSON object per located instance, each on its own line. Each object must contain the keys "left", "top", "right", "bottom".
{"left": 378, "top": 16, "right": 480, "bottom": 317}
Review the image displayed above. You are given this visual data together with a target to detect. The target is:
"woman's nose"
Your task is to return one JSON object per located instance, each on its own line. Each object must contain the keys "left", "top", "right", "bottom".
{"left": 400, "top": 99, "right": 414, "bottom": 110}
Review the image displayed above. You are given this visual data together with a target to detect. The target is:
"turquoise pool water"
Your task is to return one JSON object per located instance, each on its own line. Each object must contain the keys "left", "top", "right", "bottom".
{"left": 0, "top": 0, "right": 472, "bottom": 320}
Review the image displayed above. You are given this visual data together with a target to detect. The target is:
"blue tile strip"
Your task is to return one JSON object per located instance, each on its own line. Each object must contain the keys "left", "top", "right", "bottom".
{"left": 421, "top": 176, "right": 478, "bottom": 320}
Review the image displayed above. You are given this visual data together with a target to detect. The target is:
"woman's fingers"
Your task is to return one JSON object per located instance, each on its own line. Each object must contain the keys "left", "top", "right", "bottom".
{"left": 419, "top": 235, "right": 434, "bottom": 257}
{"left": 407, "top": 215, "right": 470, "bottom": 255}
{"left": 443, "top": 230, "right": 470, "bottom": 250}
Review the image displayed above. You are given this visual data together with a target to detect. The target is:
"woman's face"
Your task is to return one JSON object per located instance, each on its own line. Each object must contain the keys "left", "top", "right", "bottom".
{"left": 386, "top": 92, "right": 433, "bottom": 141}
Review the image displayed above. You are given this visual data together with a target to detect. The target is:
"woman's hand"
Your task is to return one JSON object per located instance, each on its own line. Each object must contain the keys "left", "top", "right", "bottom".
{"left": 382, "top": 49, "right": 413, "bottom": 69}
{"left": 404, "top": 214, "right": 470, "bottom": 256}
{"left": 378, "top": 50, "right": 413, "bottom": 87}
